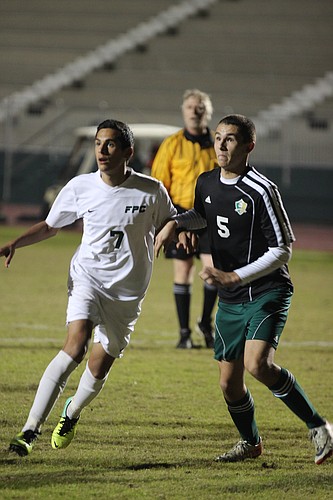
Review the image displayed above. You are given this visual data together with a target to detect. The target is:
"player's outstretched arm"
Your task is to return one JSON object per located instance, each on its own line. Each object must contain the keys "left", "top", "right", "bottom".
{"left": 0, "top": 221, "right": 59, "bottom": 268}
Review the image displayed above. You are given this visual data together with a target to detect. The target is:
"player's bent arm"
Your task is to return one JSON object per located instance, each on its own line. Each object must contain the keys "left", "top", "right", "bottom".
{"left": 199, "top": 246, "right": 291, "bottom": 288}
{"left": 154, "top": 220, "right": 177, "bottom": 258}
{"left": 199, "top": 267, "right": 241, "bottom": 288}
{"left": 199, "top": 246, "right": 291, "bottom": 287}
{"left": 154, "top": 209, "right": 207, "bottom": 258}
{"left": 0, "top": 221, "right": 59, "bottom": 268}
{"left": 234, "top": 245, "right": 292, "bottom": 284}
{"left": 174, "top": 208, "right": 207, "bottom": 231}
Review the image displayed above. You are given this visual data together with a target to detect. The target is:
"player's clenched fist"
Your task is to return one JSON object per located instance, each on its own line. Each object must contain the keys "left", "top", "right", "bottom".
{"left": 199, "top": 266, "right": 241, "bottom": 288}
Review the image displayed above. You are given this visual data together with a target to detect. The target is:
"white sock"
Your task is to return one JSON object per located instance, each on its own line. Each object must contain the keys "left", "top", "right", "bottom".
{"left": 22, "top": 350, "right": 78, "bottom": 433}
{"left": 67, "top": 364, "right": 108, "bottom": 419}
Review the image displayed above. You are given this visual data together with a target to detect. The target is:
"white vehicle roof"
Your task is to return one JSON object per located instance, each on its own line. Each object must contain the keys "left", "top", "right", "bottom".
{"left": 43, "top": 123, "right": 180, "bottom": 209}
{"left": 75, "top": 123, "right": 180, "bottom": 140}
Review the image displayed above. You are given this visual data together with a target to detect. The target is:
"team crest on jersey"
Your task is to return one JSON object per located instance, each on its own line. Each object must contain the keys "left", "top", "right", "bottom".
{"left": 235, "top": 199, "right": 247, "bottom": 215}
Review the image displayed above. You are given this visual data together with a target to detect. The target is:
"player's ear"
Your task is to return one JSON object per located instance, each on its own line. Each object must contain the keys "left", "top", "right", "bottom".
{"left": 124, "top": 146, "right": 134, "bottom": 162}
{"left": 247, "top": 142, "right": 255, "bottom": 153}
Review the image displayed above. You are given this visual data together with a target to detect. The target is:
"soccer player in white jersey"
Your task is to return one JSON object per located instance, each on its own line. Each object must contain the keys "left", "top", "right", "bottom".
{"left": 155, "top": 114, "right": 333, "bottom": 465}
{"left": 1, "top": 119, "right": 177, "bottom": 456}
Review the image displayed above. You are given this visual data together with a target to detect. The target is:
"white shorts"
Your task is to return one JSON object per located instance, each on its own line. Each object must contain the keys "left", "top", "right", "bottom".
{"left": 66, "top": 282, "right": 143, "bottom": 358}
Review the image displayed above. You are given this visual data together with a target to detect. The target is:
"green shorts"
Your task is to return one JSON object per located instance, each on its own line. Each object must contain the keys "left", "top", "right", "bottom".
{"left": 214, "top": 286, "right": 293, "bottom": 362}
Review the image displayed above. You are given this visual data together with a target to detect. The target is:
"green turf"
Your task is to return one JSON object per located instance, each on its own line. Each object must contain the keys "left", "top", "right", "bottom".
{"left": 0, "top": 227, "right": 333, "bottom": 499}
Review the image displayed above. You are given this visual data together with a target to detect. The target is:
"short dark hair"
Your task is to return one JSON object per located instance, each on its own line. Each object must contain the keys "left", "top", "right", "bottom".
{"left": 217, "top": 114, "right": 256, "bottom": 143}
{"left": 96, "top": 119, "right": 135, "bottom": 149}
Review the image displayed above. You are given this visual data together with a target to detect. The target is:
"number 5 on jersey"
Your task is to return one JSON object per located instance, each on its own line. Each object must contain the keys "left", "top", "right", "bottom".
{"left": 217, "top": 216, "right": 230, "bottom": 238}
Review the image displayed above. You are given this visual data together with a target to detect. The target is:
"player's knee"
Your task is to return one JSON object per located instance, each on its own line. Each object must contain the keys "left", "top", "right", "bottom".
{"left": 63, "top": 338, "right": 89, "bottom": 364}
{"left": 245, "top": 357, "right": 270, "bottom": 382}
{"left": 219, "top": 377, "right": 244, "bottom": 401}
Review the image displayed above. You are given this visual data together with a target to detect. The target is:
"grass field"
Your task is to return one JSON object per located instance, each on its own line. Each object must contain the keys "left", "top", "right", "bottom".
{"left": 0, "top": 226, "right": 332, "bottom": 499}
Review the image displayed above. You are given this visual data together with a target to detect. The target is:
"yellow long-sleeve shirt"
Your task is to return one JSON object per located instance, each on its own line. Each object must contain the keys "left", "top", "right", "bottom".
{"left": 151, "top": 129, "right": 217, "bottom": 210}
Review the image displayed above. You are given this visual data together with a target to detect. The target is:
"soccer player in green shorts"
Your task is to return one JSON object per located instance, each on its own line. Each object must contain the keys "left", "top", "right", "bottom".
{"left": 155, "top": 114, "right": 333, "bottom": 465}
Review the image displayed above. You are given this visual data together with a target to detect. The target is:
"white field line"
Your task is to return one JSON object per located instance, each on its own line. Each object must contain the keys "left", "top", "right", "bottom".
{"left": 0, "top": 322, "right": 64, "bottom": 331}
{"left": 0, "top": 324, "right": 332, "bottom": 348}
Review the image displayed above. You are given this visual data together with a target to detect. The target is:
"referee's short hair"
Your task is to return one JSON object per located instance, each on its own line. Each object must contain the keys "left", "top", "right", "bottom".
{"left": 96, "top": 119, "right": 135, "bottom": 149}
{"left": 217, "top": 114, "right": 256, "bottom": 144}
{"left": 182, "top": 88, "right": 213, "bottom": 121}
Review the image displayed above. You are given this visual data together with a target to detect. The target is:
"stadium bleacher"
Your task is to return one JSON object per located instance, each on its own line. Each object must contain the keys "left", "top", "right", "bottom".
{"left": 0, "top": 0, "right": 332, "bottom": 223}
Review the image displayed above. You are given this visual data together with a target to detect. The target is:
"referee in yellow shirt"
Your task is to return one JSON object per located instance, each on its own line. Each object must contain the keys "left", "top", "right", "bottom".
{"left": 152, "top": 89, "right": 218, "bottom": 348}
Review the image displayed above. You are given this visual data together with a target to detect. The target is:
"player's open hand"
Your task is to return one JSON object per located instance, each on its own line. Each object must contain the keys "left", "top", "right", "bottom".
{"left": 0, "top": 244, "right": 15, "bottom": 268}
{"left": 176, "top": 231, "right": 197, "bottom": 254}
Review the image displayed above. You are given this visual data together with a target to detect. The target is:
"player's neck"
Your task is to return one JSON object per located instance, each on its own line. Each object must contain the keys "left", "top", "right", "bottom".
{"left": 220, "top": 162, "right": 248, "bottom": 179}
{"left": 100, "top": 167, "right": 130, "bottom": 187}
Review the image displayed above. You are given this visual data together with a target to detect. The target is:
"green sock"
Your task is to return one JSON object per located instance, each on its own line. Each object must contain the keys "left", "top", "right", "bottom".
{"left": 269, "top": 368, "right": 325, "bottom": 429}
{"left": 226, "top": 390, "right": 260, "bottom": 445}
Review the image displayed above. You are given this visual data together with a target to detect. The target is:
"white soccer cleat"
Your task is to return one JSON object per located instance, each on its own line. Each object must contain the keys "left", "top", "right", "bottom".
{"left": 309, "top": 421, "right": 333, "bottom": 465}
{"left": 215, "top": 437, "right": 263, "bottom": 462}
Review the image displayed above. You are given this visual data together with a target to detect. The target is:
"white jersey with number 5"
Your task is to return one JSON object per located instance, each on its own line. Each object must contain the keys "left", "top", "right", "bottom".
{"left": 46, "top": 169, "right": 176, "bottom": 300}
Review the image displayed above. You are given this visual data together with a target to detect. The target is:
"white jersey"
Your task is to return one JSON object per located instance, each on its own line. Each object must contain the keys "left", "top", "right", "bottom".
{"left": 46, "top": 169, "right": 176, "bottom": 300}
